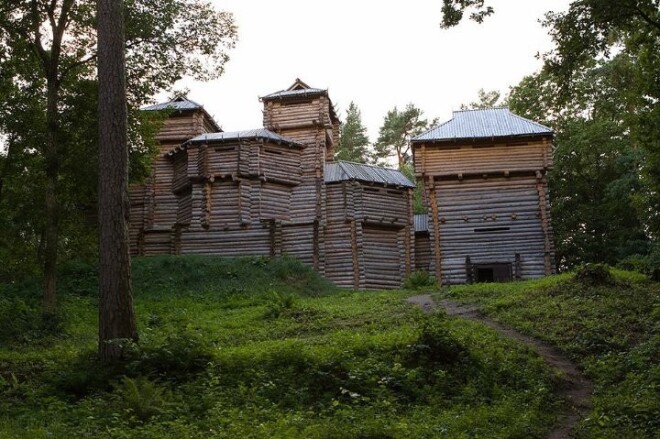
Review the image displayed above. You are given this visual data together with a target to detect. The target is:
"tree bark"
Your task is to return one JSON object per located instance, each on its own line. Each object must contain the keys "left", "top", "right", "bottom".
{"left": 97, "top": 0, "right": 138, "bottom": 362}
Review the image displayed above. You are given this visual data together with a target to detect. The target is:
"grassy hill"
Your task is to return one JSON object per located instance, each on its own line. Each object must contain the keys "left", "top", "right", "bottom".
{"left": 435, "top": 265, "right": 659, "bottom": 439}
{"left": 0, "top": 257, "right": 656, "bottom": 438}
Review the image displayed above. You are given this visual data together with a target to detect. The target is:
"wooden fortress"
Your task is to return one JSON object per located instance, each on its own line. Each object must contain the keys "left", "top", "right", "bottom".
{"left": 129, "top": 80, "right": 416, "bottom": 289}
{"left": 412, "top": 108, "right": 555, "bottom": 284}
{"left": 130, "top": 81, "right": 555, "bottom": 288}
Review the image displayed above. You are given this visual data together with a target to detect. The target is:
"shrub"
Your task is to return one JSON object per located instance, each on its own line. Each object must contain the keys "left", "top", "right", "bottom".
{"left": 263, "top": 290, "right": 298, "bottom": 319}
{"left": 406, "top": 315, "right": 468, "bottom": 366}
{"left": 114, "top": 376, "right": 171, "bottom": 422}
{"left": 575, "top": 263, "right": 615, "bottom": 286}
{"left": 0, "top": 297, "right": 64, "bottom": 345}
{"left": 403, "top": 270, "right": 436, "bottom": 290}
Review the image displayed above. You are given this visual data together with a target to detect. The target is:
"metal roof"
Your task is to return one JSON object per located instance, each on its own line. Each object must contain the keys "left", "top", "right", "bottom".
{"left": 324, "top": 161, "right": 415, "bottom": 188}
{"left": 261, "top": 88, "right": 327, "bottom": 101}
{"left": 187, "top": 129, "right": 304, "bottom": 148}
{"left": 413, "top": 108, "right": 553, "bottom": 142}
{"left": 414, "top": 214, "right": 429, "bottom": 233}
{"left": 260, "top": 78, "right": 327, "bottom": 101}
{"left": 143, "top": 97, "right": 203, "bottom": 111}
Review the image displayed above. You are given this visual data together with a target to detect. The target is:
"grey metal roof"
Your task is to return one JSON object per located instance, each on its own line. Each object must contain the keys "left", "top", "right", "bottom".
{"left": 414, "top": 214, "right": 429, "bottom": 233}
{"left": 413, "top": 108, "right": 553, "bottom": 142}
{"left": 260, "top": 78, "right": 327, "bottom": 101}
{"left": 143, "top": 97, "right": 203, "bottom": 111}
{"left": 324, "top": 161, "right": 415, "bottom": 188}
{"left": 261, "top": 88, "right": 327, "bottom": 101}
{"left": 187, "top": 129, "right": 304, "bottom": 148}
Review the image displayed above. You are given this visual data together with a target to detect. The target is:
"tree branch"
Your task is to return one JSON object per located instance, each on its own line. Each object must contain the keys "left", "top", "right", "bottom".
{"left": 633, "top": 5, "right": 660, "bottom": 32}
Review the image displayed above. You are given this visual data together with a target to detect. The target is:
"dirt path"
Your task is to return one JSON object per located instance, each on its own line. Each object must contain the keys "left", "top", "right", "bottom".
{"left": 406, "top": 294, "right": 593, "bottom": 439}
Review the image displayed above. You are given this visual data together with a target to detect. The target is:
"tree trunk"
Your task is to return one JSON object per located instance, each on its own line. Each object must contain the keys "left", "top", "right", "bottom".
{"left": 97, "top": 0, "right": 138, "bottom": 362}
{"left": 43, "top": 77, "right": 60, "bottom": 317}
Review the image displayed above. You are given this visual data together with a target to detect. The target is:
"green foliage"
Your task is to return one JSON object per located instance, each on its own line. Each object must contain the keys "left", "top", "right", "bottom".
{"left": 402, "top": 270, "right": 436, "bottom": 290}
{"left": 508, "top": 55, "right": 652, "bottom": 269}
{"left": 439, "top": 270, "right": 660, "bottom": 438}
{"left": 460, "top": 88, "right": 502, "bottom": 109}
{"left": 372, "top": 104, "right": 430, "bottom": 168}
{"left": 0, "top": 0, "right": 238, "bottom": 290}
{"left": 0, "top": 294, "right": 65, "bottom": 346}
{"left": 336, "top": 102, "right": 370, "bottom": 163}
{"left": 114, "top": 376, "right": 171, "bottom": 422}
{"left": 0, "top": 255, "right": 560, "bottom": 438}
{"left": 574, "top": 263, "right": 615, "bottom": 286}
{"left": 440, "top": 0, "right": 494, "bottom": 28}
{"left": 263, "top": 290, "right": 299, "bottom": 319}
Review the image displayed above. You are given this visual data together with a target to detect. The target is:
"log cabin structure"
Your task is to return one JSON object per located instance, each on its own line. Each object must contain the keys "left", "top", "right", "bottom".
{"left": 412, "top": 108, "right": 555, "bottom": 285}
{"left": 129, "top": 79, "right": 415, "bottom": 289}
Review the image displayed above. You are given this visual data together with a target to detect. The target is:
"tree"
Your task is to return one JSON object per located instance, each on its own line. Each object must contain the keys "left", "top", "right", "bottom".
{"left": 336, "top": 102, "right": 369, "bottom": 163}
{"left": 0, "top": 0, "right": 237, "bottom": 314}
{"left": 440, "top": 0, "right": 494, "bottom": 28}
{"left": 97, "top": 0, "right": 138, "bottom": 361}
{"left": 372, "top": 104, "right": 430, "bottom": 168}
{"left": 460, "top": 88, "right": 502, "bottom": 109}
{"left": 507, "top": 56, "right": 650, "bottom": 269}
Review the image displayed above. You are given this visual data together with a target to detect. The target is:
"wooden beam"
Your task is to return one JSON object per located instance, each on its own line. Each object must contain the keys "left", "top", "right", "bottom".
{"left": 536, "top": 179, "right": 553, "bottom": 275}
{"left": 351, "top": 219, "right": 360, "bottom": 289}
{"left": 429, "top": 183, "right": 442, "bottom": 285}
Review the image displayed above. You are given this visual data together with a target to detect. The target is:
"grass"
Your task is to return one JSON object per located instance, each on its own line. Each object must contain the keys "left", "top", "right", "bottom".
{"left": 435, "top": 266, "right": 659, "bottom": 439}
{"left": 0, "top": 255, "right": 561, "bottom": 438}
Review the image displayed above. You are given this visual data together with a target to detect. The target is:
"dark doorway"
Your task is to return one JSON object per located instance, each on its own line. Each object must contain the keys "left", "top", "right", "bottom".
{"left": 473, "top": 263, "right": 512, "bottom": 283}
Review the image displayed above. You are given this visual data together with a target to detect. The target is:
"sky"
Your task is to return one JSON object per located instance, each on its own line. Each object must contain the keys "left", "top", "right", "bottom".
{"left": 177, "top": 0, "right": 573, "bottom": 140}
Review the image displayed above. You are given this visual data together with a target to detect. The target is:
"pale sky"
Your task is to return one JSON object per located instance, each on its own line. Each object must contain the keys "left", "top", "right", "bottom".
{"left": 177, "top": 0, "right": 572, "bottom": 140}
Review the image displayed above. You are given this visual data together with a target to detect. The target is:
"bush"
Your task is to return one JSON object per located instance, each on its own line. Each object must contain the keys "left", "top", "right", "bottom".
{"left": 406, "top": 315, "right": 468, "bottom": 366}
{"left": 575, "top": 263, "right": 615, "bottom": 286}
{"left": 114, "top": 376, "right": 171, "bottom": 422}
{"left": 263, "top": 290, "right": 298, "bottom": 318}
{"left": 403, "top": 270, "right": 436, "bottom": 290}
{"left": 0, "top": 297, "right": 64, "bottom": 345}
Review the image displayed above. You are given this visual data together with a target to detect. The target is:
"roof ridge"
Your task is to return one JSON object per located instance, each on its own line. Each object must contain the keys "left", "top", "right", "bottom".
{"left": 507, "top": 111, "right": 553, "bottom": 132}
{"left": 453, "top": 106, "right": 509, "bottom": 114}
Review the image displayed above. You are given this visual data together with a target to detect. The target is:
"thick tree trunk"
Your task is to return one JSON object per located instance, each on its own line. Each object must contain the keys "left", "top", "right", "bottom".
{"left": 43, "top": 78, "right": 60, "bottom": 316}
{"left": 97, "top": 0, "right": 138, "bottom": 362}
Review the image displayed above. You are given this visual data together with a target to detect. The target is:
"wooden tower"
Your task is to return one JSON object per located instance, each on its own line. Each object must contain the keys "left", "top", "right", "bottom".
{"left": 412, "top": 108, "right": 555, "bottom": 284}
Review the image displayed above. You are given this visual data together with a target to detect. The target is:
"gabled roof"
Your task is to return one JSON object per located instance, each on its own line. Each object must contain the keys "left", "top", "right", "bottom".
{"left": 260, "top": 78, "right": 339, "bottom": 123}
{"left": 143, "top": 97, "right": 203, "bottom": 111}
{"left": 413, "top": 108, "right": 553, "bottom": 142}
{"left": 260, "top": 78, "right": 327, "bottom": 101}
{"left": 188, "top": 129, "right": 304, "bottom": 148}
{"left": 325, "top": 161, "right": 415, "bottom": 188}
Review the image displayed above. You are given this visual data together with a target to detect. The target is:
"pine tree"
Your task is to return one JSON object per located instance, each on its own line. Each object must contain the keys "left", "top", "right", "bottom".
{"left": 372, "top": 104, "right": 429, "bottom": 168}
{"left": 336, "top": 102, "right": 369, "bottom": 163}
{"left": 97, "top": 0, "right": 138, "bottom": 361}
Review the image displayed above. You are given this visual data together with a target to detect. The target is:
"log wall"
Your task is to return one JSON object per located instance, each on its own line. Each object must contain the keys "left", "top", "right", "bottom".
{"left": 426, "top": 174, "right": 554, "bottom": 284}
{"left": 414, "top": 232, "right": 431, "bottom": 272}
{"left": 414, "top": 137, "right": 553, "bottom": 177}
{"left": 324, "top": 182, "right": 413, "bottom": 289}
